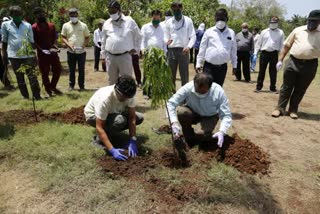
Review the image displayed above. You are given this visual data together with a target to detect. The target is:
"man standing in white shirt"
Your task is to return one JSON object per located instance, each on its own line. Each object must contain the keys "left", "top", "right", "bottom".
{"left": 196, "top": 8, "right": 237, "bottom": 87}
{"left": 141, "top": 9, "right": 166, "bottom": 99}
{"left": 253, "top": 16, "right": 285, "bottom": 93}
{"left": 84, "top": 75, "right": 144, "bottom": 161}
{"left": 250, "top": 27, "right": 260, "bottom": 72}
{"left": 165, "top": 2, "right": 196, "bottom": 88}
{"left": 93, "top": 19, "right": 106, "bottom": 72}
{"left": 100, "top": 0, "right": 142, "bottom": 85}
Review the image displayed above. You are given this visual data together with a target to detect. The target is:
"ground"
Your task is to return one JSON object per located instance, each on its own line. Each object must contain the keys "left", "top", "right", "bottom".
{"left": 0, "top": 59, "right": 319, "bottom": 213}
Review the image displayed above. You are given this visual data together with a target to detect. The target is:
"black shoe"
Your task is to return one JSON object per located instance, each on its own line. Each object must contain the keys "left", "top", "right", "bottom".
{"left": 52, "top": 88, "right": 63, "bottom": 95}
{"left": 270, "top": 89, "right": 279, "bottom": 94}
{"left": 254, "top": 88, "right": 261, "bottom": 93}
{"left": 79, "top": 88, "right": 86, "bottom": 92}
{"left": 34, "top": 96, "right": 42, "bottom": 100}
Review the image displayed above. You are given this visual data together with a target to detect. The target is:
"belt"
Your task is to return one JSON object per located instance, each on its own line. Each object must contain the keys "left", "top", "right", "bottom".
{"left": 106, "top": 51, "right": 128, "bottom": 56}
{"left": 261, "top": 50, "right": 278, "bottom": 53}
{"left": 205, "top": 61, "right": 227, "bottom": 67}
{"left": 290, "top": 55, "right": 317, "bottom": 63}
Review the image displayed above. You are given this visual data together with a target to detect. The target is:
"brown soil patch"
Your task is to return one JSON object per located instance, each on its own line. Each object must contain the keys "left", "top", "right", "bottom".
{"left": 0, "top": 106, "right": 86, "bottom": 125}
{"left": 97, "top": 134, "right": 270, "bottom": 208}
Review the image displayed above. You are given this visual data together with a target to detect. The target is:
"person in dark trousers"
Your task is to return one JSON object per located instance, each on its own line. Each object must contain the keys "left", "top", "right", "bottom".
{"left": 271, "top": 10, "right": 320, "bottom": 119}
{"left": 93, "top": 19, "right": 106, "bottom": 72}
{"left": 32, "top": 7, "right": 62, "bottom": 97}
{"left": 164, "top": 2, "right": 196, "bottom": 88}
{"left": 0, "top": 18, "right": 13, "bottom": 90}
{"left": 131, "top": 53, "right": 142, "bottom": 87}
{"left": 235, "top": 22, "right": 254, "bottom": 82}
{"left": 61, "top": 8, "right": 90, "bottom": 91}
{"left": 196, "top": 9, "right": 237, "bottom": 87}
{"left": 1, "top": 5, "right": 41, "bottom": 100}
{"left": 253, "top": 16, "right": 284, "bottom": 93}
{"left": 194, "top": 23, "right": 205, "bottom": 68}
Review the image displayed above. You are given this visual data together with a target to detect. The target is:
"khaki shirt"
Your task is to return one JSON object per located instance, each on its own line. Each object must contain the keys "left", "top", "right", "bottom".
{"left": 61, "top": 21, "right": 90, "bottom": 54}
{"left": 285, "top": 25, "right": 320, "bottom": 60}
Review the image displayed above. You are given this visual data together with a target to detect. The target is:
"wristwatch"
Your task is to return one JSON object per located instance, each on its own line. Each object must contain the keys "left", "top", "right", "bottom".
{"left": 131, "top": 136, "right": 137, "bottom": 141}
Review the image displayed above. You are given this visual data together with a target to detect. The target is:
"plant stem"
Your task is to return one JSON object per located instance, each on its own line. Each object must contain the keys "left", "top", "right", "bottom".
{"left": 165, "top": 103, "right": 177, "bottom": 158}
{"left": 32, "top": 96, "right": 38, "bottom": 122}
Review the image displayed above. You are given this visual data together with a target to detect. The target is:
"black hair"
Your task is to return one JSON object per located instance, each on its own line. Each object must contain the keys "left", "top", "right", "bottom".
{"left": 253, "top": 27, "right": 260, "bottom": 32}
{"left": 164, "top": 10, "right": 172, "bottom": 16}
{"left": 33, "top": 7, "right": 44, "bottom": 15}
{"left": 151, "top": 10, "right": 162, "bottom": 17}
{"left": 194, "top": 73, "right": 213, "bottom": 89}
{"left": 115, "top": 75, "right": 136, "bottom": 98}
{"left": 215, "top": 8, "right": 228, "bottom": 21}
{"left": 108, "top": 0, "right": 121, "bottom": 10}
{"left": 171, "top": 2, "right": 183, "bottom": 8}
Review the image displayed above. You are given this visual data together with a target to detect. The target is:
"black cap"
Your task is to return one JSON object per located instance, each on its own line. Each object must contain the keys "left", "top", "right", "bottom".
{"left": 308, "top": 10, "right": 320, "bottom": 20}
{"left": 108, "top": 0, "right": 121, "bottom": 10}
{"left": 115, "top": 75, "right": 136, "bottom": 98}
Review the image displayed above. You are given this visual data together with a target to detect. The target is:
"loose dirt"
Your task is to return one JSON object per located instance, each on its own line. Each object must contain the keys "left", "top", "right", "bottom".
{"left": 0, "top": 106, "right": 86, "bottom": 125}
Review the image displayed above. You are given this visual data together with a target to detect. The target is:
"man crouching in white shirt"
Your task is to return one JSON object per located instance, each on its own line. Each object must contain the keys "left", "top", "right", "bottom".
{"left": 84, "top": 75, "right": 144, "bottom": 161}
{"left": 167, "top": 73, "right": 232, "bottom": 148}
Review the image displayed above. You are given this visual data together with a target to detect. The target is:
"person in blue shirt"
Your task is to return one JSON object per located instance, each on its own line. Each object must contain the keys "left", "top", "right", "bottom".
{"left": 194, "top": 23, "right": 205, "bottom": 68}
{"left": 167, "top": 72, "right": 232, "bottom": 148}
{"left": 1, "top": 5, "right": 41, "bottom": 99}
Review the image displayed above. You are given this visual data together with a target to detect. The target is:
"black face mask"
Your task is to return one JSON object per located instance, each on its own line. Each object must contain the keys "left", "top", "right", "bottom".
{"left": 307, "top": 20, "right": 318, "bottom": 31}
{"left": 37, "top": 17, "right": 46, "bottom": 23}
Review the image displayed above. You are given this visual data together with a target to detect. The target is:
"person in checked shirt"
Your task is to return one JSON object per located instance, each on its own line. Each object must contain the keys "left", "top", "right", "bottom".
{"left": 100, "top": 0, "right": 142, "bottom": 85}
{"left": 196, "top": 8, "right": 237, "bottom": 87}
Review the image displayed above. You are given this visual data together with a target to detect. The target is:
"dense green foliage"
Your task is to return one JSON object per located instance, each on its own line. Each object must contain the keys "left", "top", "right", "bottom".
{"left": 142, "top": 47, "right": 174, "bottom": 108}
{"left": 0, "top": 0, "right": 308, "bottom": 37}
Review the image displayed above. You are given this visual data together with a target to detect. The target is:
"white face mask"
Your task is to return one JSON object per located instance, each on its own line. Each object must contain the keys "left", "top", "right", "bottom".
{"left": 194, "top": 91, "right": 209, "bottom": 98}
{"left": 216, "top": 21, "right": 226, "bottom": 30}
{"left": 70, "top": 17, "right": 78, "bottom": 23}
{"left": 269, "top": 23, "right": 278, "bottom": 30}
{"left": 110, "top": 12, "right": 120, "bottom": 21}
{"left": 242, "top": 28, "right": 248, "bottom": 33}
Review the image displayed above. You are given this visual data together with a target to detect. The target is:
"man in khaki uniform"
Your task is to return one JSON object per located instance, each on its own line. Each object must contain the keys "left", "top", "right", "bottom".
{"left": 61, "top": 8, "right": 90, "bottom": 91}
{"left": 272, "top": 10, "right": 320, "bottom": 119}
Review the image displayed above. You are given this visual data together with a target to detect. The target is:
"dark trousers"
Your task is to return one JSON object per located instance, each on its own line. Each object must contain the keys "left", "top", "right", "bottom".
{"left": 194, "top": 48, "right": 199, "bottom": 68}
{"left": 203, "top": 61, "right": 228, "bottom": 87}
{"left": 9, "top": 58, "right": 41, "bottom": 99}
{"left": 277, "top": 56, "right": 318, "bottom": 113}
{"left": 0, "top": 52, "right": 11, "bottom": 87}
{"left": 38, "top": 53, "right": 61, "bottom": 94}
{"left": 94, "top": 45, "right": 106, "bottom": 71}
{"left": 256, "top": 50, "right": 278, "bottom": 91}
{"left": 86, "top": 112, "right": 144, "bottom": 136}
{"left": 67, "top": 52, "right": 86, "bottom": 89}
{"left": 177, "top": 106, "right": 219, "bottom": 144}
{"left": 236, "top": 51, "right": 251, "bottom": 81}
{"left": 190, "top": 47, "right": 194, "bottom": 63}
{"left": 168, "top": 48, "right": 189, "bottom": 87}
{"left": 132, "top": 54, "right": 141, "bottom": 84}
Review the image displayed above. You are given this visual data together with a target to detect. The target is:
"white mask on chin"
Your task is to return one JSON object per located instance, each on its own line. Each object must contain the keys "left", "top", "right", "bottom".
{"left": 194, "top": 91, "right": 209, "bottom": 98}
{"left": 110, "top": 12, "right": 120, "bottom": 21}
{"left": 269, "top": 23, "right": 278, "bottom": 30}
{"left": 216, "top": 21, "right": 226, "bottom": 30}
{"left": 70, "top": 17, "right": 78, "bottom": 23}
{"left": 242, "top": 28, "right": 248, "bottom": 33}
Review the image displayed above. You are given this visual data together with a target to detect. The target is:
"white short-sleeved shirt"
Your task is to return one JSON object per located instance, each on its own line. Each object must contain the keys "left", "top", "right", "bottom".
{"left": 84, "top": 85, "right": 135, "bottom": 120}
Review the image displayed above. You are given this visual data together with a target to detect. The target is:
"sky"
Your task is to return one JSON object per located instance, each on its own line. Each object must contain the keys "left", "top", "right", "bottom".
{"left": 219, "top": 0, "right": 320, "bottom": 19}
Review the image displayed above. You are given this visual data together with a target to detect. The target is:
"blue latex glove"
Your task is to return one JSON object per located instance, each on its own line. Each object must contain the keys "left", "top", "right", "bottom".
{"left": 109, "top": 148, "right": 128, "bottom": 161}
{"left": 212, "top": 131, "right": 224, "bottom": 148}
{"left": 127, "top": 139, "right": 138, "bottom": 157}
